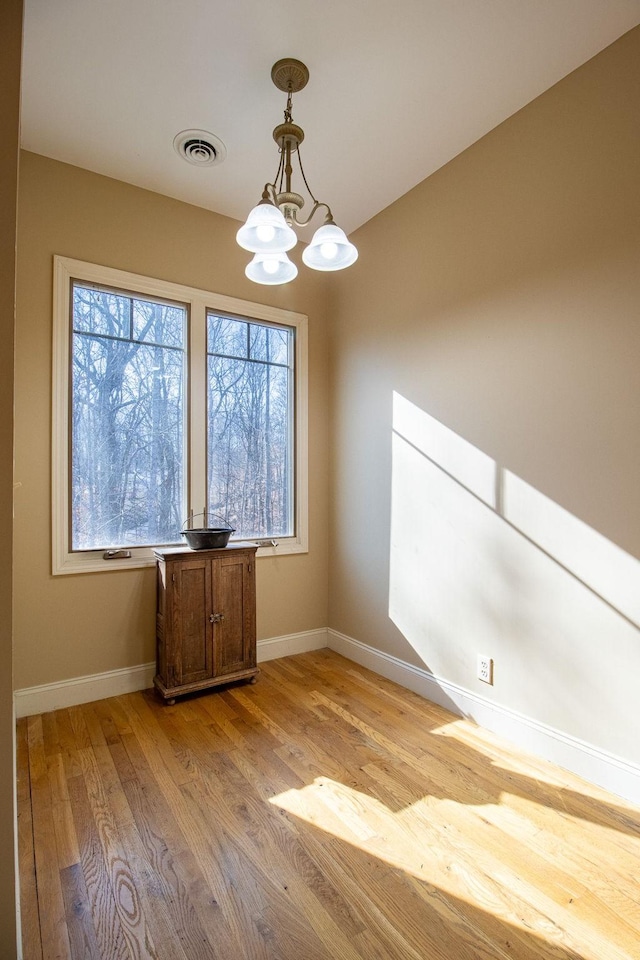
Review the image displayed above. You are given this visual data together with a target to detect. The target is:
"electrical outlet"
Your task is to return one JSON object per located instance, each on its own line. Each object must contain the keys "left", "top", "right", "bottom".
{"left": 477, "top": 655, "right": 493, "bottom": 685}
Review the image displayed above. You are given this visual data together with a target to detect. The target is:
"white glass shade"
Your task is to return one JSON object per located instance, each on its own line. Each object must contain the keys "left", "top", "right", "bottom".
{"left": 302, "top": 222, "right": 358, "bottom": 271}
{"left": 236, "top": 203, "right": 297, "bottom": 253}
{"left": 245, "top": 252, "right": 298, "bottom": 285}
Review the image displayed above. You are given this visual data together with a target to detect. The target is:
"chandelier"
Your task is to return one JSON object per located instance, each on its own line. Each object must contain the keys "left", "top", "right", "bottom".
{"left": 236, "top": 58, "right": 358, "bottom": 285}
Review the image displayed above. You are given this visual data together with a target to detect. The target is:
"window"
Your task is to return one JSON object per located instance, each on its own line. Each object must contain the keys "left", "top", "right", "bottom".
{"left": 53, "top": 257, "right": 308, "bottom": 574}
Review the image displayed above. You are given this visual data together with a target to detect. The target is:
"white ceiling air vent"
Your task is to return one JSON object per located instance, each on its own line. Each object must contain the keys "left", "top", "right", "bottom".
{"left": 173, "top": 129, "right": 227, "bottom": 167}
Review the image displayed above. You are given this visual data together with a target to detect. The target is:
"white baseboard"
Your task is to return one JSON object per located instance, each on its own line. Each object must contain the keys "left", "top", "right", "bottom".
{"left": 257, "top": 628, "right": 329, "bottom": 662}
{"left": 328, "top": 628, "right": 640, "bottom": 808}
{"left": 13, "top": 662, "right": 157, "bottom": 719}
{"left": 13, "top": 628, "right": 329, "bottom": 719}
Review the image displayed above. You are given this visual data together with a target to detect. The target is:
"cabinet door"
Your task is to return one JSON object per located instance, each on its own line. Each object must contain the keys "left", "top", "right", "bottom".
{"left": 212, "top": 552, "right": 256, "bottom": 676}
{"left": 174, "top": 557, "right": 214, "bottom": 685}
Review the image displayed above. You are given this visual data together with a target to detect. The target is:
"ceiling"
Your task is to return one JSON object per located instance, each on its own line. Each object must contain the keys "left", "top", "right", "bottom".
{"left": 20, "top": 1, "right": 640, "bottom": 238}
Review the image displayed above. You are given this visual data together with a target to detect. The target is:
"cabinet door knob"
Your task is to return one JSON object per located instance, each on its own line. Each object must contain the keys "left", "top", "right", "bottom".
{"left": 209, "top": 613, "right": 225, "bottom": 623}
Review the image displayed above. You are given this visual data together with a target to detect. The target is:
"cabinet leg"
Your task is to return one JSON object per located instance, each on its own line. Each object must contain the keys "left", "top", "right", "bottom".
{"left": 249, "top": 676, "right": 257, "bottom": 684}
{"left": 166, "top": 697, "right": 176, "bottom": 705}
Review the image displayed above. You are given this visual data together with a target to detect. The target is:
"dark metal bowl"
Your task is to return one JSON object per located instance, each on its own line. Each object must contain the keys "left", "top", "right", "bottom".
{"left": 181, "top": 527, "right": 235, "bottom": 550}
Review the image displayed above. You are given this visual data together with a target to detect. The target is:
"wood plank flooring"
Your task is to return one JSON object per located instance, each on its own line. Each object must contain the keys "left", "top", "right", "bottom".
{"left": 17, "top": 649, "right": 640, "bottom": 959}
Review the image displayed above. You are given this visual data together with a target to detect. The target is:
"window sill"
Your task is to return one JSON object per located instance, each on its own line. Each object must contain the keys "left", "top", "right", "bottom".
{"left": 53, "top": 537, "right": 308, "bottom": 575}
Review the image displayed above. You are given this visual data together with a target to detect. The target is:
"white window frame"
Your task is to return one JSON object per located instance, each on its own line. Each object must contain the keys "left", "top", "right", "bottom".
{"left": 52, "top": 256, "right": 308, "bottom": 575}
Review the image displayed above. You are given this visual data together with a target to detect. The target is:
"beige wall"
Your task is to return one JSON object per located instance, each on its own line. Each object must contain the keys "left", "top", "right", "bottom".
{"left": 329, "top": 28, "right": 640, "bottom": 764}
{"left": 1, "top": 0, "right": 22, "bottom": 952}
{"left": 15, "top": 154, "right": 329, "bottom": 688}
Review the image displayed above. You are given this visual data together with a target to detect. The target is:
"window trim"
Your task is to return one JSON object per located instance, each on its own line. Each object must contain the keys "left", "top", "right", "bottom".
{"left": 52, "top": 256, "right": 308, "bottom": 575}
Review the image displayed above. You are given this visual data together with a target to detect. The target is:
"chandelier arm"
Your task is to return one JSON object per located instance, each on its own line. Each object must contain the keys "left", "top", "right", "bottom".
{"left": 296, "top": 145, "right": 319, "bottom": 205}
{"left": 261, "top": 183, "right": 280, "bottom": 205}
{"left": 273, "top": 149, "right": 285, "bottom": 193}
{"left": 288, "top": 200, "right": 333, "bottom": 229}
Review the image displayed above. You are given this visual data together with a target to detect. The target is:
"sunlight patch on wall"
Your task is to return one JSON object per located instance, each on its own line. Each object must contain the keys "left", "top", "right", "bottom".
{"left": 392, "top": 392, "right": 496, "bottom": 508}
{"left": 504, "top": 471, "right": 640, "bottom": 627}
{"left": 388, "top": 392, "right": 640, "bottom": 757}
{"left": 389, "top": 423, "right": 505, "bottom": 664}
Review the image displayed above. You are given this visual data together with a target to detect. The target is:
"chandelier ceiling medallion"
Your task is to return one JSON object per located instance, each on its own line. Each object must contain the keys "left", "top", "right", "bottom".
{"left": 236, "top": 58, "right": 358, "bottom": 285}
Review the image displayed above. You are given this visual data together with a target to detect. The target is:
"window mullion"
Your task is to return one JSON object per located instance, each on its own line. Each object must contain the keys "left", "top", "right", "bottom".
{"left": 189, "top": 297, "right": 207, "bottom": 526}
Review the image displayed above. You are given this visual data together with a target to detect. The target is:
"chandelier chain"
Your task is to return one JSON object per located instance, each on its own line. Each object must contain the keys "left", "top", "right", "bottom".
{"left": 284, "top": 91, "right": 293, "bottom": 124}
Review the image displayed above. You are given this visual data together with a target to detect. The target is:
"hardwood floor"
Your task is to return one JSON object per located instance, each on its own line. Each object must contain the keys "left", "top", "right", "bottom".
{"left": 17, "top": 649, "right": 640, "bottom": 959}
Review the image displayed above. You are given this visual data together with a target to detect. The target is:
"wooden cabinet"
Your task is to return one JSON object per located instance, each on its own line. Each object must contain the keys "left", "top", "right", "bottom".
{"left": 153, "top": 543, "right": 258, "bottom": 703}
